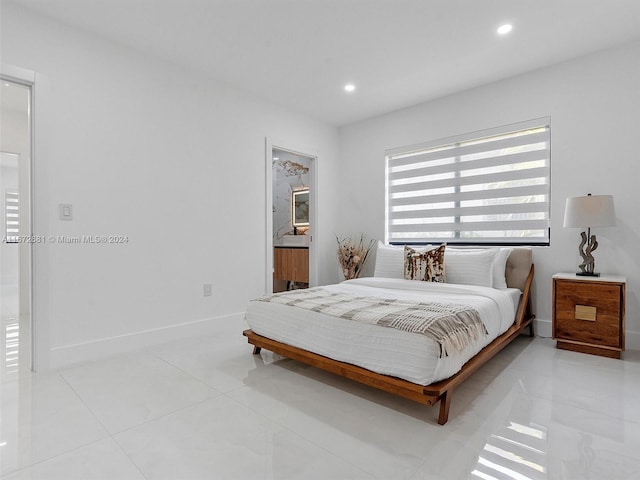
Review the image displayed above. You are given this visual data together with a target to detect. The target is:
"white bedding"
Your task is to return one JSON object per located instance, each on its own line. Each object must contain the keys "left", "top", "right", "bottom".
{"left": 245, "top": 278, "right": 520, "bottom": 385}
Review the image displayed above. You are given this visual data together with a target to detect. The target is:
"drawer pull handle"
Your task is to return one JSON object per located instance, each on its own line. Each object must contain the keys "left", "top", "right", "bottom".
{"left": 575, "top": 305, "right": 596, "bottom": 321}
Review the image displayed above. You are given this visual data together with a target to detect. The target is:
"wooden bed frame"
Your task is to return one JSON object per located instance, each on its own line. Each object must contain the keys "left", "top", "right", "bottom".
{"left": 244, "top": 249, "right": 535, "bottom": 425}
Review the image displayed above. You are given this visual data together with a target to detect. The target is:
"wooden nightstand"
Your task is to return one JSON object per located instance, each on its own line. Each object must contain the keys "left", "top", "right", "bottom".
{"left": 552, "top": 273, "right": 626, "bottom": 358}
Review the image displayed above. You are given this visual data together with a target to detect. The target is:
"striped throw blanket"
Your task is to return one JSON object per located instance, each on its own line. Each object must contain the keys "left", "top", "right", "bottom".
{"left": 256, "top": 287, "right": 487, "bottom": 357}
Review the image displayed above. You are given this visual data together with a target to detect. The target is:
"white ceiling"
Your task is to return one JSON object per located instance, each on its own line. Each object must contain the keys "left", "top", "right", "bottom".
{"left": 9, "top": 0, "right": 640, "bottom": 126}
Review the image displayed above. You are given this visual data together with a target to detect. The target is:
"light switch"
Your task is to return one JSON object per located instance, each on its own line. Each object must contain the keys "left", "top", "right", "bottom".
{"left": 60, "top": 204, "right": 73, "bottom": 220}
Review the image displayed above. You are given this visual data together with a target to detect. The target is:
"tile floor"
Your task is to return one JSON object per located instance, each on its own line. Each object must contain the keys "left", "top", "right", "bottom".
{"left": 2, "top": 320, "right": 640, "bottom": 479}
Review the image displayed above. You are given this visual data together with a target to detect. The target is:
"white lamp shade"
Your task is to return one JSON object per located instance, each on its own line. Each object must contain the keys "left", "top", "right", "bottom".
{"left": 563, "top": 195, "right": 616, "bottom": 228}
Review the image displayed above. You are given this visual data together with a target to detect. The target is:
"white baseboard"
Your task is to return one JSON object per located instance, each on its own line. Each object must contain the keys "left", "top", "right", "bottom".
{"left": 49, "top": 312, "right": 245, "bottom": 370}
{"left": 532, "top": 318, "right": 640, "bottom": 351}
{"left": 626, "top": 330, "right": 640, "bottom": 351}
{"left": 533, "top": 318, "right": 553, "bottom": 339}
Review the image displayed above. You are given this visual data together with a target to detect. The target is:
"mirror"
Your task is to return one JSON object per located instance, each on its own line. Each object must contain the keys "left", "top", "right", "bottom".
{"left": 292, "top": 188, "right": 310, "bottom": 227}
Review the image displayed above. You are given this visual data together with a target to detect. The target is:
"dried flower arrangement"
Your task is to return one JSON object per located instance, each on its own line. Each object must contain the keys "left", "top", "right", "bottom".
{"left": 336, "top": 234, "right": 375, "bottom": 280}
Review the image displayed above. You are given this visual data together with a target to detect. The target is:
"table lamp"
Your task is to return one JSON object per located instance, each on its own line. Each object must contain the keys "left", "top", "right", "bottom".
{"left": 563, "top": 194, "right": 615, "bottom": 276}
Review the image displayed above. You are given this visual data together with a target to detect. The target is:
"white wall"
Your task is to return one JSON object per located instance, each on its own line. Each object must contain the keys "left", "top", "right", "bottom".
{"left": 339, "top": 40, "right": 640, "bottom": 348}
{"left": 1, "top": 3, "right": 341, "bottom": 369}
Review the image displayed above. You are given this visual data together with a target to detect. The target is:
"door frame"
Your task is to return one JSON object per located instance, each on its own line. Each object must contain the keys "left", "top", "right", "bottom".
{"left": 265, "top": 138, "right": 318, "bottom": 294}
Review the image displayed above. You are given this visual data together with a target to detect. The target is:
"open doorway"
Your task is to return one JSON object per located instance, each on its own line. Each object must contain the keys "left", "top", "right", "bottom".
{"left": 265, "top": 141, "right": 317, "bottom": 294}
{"left": 1, "top": 78, "right": 33, "bottom": 378}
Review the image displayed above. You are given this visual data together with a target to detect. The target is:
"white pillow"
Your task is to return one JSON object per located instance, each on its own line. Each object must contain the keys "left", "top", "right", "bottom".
{"left": 373, "top": 242, "right": 405, "bottom": 279}
{"left": 373, "top": 242, "right": 432, "bottom": 279}
{"left": 492, "top": 248, "right": 513, "bottom": 289}
{"left": 446, "top": 247, "right": 512, "bottom": 288}
{"left": 444, "top": 248, "right": 499, "bottom": 288}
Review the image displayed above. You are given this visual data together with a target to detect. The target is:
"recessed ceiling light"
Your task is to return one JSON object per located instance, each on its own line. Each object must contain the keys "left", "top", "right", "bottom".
{"left": 344, "top": 84, "right": 356, "bottom": 93}
{"left": 273, "top": 156, "right": 279, "bottom": 160}
{"left": 497, "top": 24, "right": 513, "bottom": 35}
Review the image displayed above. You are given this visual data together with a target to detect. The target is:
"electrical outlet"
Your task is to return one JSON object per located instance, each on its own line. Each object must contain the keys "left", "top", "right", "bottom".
{"left": 203, "top": 283, "right": 212, "bottom": 297}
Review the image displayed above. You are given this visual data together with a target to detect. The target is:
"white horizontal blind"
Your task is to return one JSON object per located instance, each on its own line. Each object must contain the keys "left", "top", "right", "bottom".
{"left": 386, "top": 119, "right": 550, "bottom": 245}
{"left": 5, "top": 191, "right": 19, "bottom": 243}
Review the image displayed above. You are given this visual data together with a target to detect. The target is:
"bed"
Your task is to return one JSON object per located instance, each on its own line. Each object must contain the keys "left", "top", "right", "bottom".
{"left": 243, "top": 246, "right": 534, "bottom": 425}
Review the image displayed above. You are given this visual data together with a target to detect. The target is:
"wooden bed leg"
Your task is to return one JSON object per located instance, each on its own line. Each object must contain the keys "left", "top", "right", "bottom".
{"left": 527, "top": 299, "right": 535, "bottom": 337}
{"left": 438, "top": 390, "right": 452, "bottom": 425}
{"left": 253, "top": 346, "right": 262, "bottom": 355}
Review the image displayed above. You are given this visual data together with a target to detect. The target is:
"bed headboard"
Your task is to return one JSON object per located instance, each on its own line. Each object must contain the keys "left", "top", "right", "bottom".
{"left": 506, "top": 248, "right": 533, "bottom": 291}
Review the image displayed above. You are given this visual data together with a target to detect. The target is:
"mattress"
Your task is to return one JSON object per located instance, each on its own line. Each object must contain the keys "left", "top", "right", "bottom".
{"left": 245, "top": 277, "right": 520, "bottom": 385}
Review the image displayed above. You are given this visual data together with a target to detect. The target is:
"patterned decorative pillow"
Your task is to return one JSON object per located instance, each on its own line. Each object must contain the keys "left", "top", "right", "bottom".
{"left": 404, "top": 245, "right": 446, "bottom": 282}
{"left": 374, "top": 241, "right": 433, "bottom": 279}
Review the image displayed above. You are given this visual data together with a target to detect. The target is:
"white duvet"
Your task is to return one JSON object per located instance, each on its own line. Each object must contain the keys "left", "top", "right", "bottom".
{"left": 245, "top": 278, "right": 520, "bottom": 385}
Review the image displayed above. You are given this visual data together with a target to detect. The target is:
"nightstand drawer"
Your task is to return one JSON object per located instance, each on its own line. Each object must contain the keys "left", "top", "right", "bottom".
{"left": 553, "top": 279, "right": 624, "bottom": 350}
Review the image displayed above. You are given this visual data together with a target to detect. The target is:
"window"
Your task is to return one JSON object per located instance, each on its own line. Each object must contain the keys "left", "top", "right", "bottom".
{"left": 5, "top": 191, "right": 19, "bottom": 243}
{"left": 386, "top": 118, "right": 550, "bottom": 245}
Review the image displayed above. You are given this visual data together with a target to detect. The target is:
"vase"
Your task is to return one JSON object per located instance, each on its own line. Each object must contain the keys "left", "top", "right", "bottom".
{"left": 342, "top": 265, "right": 358, "bottom": 280}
